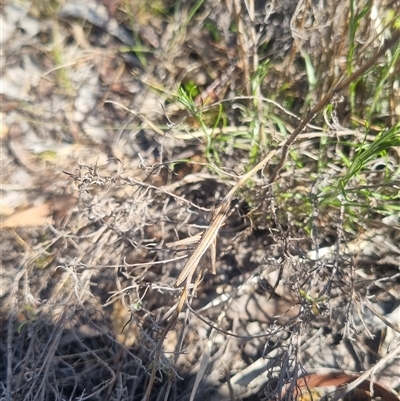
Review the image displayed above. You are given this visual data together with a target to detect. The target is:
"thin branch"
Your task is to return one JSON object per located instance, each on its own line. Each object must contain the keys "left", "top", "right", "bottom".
{"left": 268, "top": 29, "right": 400, "bottom": 184}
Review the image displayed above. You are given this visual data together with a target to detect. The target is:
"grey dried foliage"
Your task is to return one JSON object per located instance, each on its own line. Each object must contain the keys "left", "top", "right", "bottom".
{"left": 1, "top": 1, "right": 400, "bottom": 401}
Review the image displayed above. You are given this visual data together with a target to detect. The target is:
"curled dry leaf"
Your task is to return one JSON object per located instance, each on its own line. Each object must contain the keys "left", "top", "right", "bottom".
{"left": 281, "top": 372, "right": 400, "bottom": 401}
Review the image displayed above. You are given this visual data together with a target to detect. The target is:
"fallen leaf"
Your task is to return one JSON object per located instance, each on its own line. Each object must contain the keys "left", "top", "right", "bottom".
{"left": 2, "top": 196, "right": 77, "bottom": 228}
{"left": 2, "top": 203, "right": 51, "bottom": 228}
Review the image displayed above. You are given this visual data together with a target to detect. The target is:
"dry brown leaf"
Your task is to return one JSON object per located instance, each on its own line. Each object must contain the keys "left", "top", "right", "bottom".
{"left": 2, "top": 203, "right": 51, "bottom": 228}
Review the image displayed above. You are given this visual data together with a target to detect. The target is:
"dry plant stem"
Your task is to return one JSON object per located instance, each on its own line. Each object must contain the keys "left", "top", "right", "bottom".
{"left": 330, "top": 341, "right": 400, "bottom": 401}
{"left": 175, "top": 148, "right": 280, "bottom": 287}
{"left": 176, "top": 27, "right": 400, "bottom": 290}
{"left": 143, "top": 288, "right": 187, "bottom": 401}
{"left": 233, "top": 0, "right": 251, "bottom": 97}
{"left": 268, "top": 28, "right": 400, "bottom": 184}
{"left": 147, "top": 27, "right": 400, "bottom": 401}
{"left": 189, "top": 328, "right": 218, "bottom": 401}
{"left": 186, "top": 302, "right": 285, "bottom": 340}
{"left": 126, "top": 176, "right": 211, "bottom": 212}
{"left": 363, "top": 302, "right": 400, "bottom": 334}
{"left": 6, "top": 307, "right": 14, "bottom": 401}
